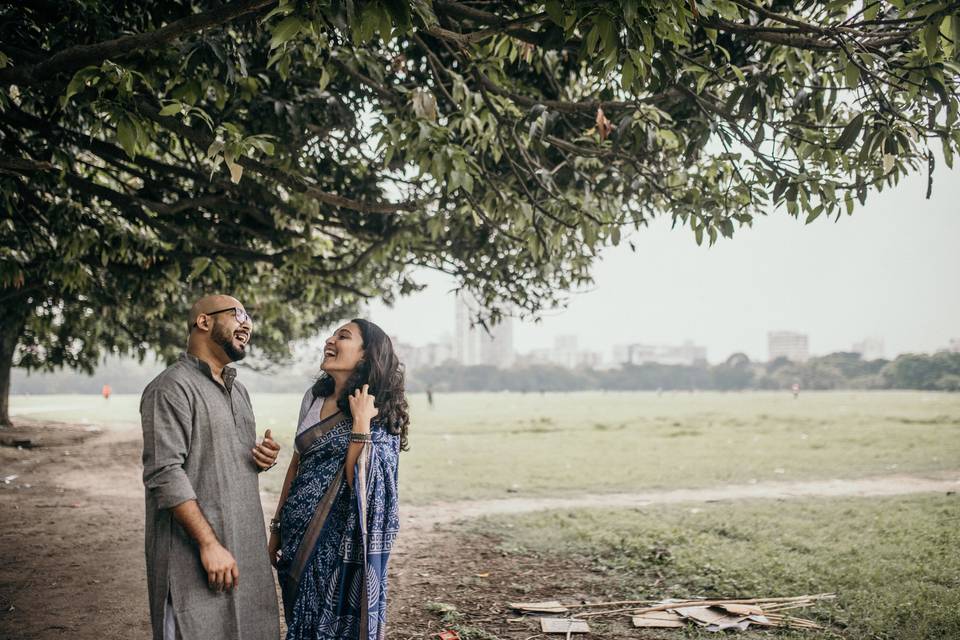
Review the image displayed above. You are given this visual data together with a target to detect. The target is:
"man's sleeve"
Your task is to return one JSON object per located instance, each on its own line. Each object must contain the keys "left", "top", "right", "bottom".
{"left": 141, "top": 382, "right": 196, "bottom": 510}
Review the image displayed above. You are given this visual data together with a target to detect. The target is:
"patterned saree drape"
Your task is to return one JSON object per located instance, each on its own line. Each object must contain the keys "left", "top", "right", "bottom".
{"left": 277, "top": 416, "right": 400, "bottom": 640}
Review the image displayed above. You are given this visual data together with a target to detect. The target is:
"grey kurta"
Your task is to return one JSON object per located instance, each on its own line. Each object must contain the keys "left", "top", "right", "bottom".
{"left": 141, "top": 353, "right": 280, "bottom": 640}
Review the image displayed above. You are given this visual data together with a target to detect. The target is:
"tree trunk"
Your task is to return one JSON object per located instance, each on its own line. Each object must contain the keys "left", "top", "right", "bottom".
{"left": 0, "top": 299, "right": 28, "bottom": 428}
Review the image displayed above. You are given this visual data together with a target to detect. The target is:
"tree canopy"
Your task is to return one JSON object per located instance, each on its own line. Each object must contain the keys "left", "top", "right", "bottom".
{"left": 1, "top": 0, "right": 958, "bottom": 423}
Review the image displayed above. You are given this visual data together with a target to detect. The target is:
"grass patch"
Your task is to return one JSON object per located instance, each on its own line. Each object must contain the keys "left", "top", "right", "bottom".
{"left": 463, "top": 494, "right": 960, "bottom": 639}
{"left": 11, "top": 391, "right": 960, "bottom": 503}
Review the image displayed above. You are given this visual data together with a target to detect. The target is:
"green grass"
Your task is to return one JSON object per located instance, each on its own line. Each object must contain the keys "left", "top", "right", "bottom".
{"left": 10, "top": 391, "right": 960, "bottom": 502}
{"left": 462, "top": 494, "right": 960, "bottom": 639}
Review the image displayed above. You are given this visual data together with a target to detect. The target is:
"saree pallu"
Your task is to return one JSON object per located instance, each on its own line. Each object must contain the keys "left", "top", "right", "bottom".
{"left": 277, "top": 416, "right": 400, "bottom": 640}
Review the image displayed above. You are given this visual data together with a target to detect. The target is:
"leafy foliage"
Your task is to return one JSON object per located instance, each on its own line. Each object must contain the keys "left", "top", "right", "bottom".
{"left": 0, "top": 0, "right": 957, "bottom": 421}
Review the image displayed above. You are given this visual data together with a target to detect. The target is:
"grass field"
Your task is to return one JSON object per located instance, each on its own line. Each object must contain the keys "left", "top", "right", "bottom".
{"left": 10, "top": 390, "right": 960, "bottom": 502}
{"left": 456, "top": 494, "right": 960, "bottom": 639}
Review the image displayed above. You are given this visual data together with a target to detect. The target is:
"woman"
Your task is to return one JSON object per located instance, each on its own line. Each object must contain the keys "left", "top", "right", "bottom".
{"left": 270, "top": 319, "right": 408, "bottom": 640}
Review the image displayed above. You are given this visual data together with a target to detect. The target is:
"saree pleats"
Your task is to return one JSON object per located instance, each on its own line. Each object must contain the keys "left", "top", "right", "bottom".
{"left": 278, "top": 418, "right": 399, "bottom": 640}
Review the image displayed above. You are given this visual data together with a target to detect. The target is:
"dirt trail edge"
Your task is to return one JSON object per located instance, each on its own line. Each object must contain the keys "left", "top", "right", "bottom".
{"left": 2, "top": 421, "right": 958, "bottom": 640}
{"left": 401, "top": 472, "right": 960, "bottom": 532}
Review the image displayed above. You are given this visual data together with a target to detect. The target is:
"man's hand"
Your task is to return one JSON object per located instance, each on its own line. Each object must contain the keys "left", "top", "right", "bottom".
{"left": 252, "top": 429, "right": 280, "bottom": 470}
{"left": 199, "top": 541, "right": 239, "bottom": 592}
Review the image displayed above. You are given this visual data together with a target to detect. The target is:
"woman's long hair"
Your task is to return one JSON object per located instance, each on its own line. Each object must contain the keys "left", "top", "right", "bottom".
{"left": 312, "top": 319, "right": 410, "bottom": 451}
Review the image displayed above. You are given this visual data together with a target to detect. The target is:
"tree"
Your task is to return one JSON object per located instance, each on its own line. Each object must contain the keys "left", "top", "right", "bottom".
{"left": 1, "top": 0, "right": 958, "bottom": 424}
{"left": 881, "top": 352, "right": 960, "bottom": 389}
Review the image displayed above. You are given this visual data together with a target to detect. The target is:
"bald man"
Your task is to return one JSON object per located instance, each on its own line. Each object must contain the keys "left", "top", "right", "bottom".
{"left": 140, "top": 295, "right": 281, "bottom": 640}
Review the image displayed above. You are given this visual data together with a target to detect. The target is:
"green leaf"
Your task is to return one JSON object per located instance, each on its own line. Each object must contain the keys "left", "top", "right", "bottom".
{"left": 836, "top": 113, "right": 865, "bottom": 150}
{"left": 844, "top": 60, "right": 860, "bottom": 88}
{"left": 545, "top": 0, "right": 564, "bottom": 25}
{"left": 189, "top": 257, "right": 212, "bottom": 281}
{"left": 924, "top": 22, "right": 940, "bottom": 58}
{"left": 270, "top": 16, "right": 303, "bottom": 50}
{"left": 621, "top": 60, "right": 635, "bottom": 91}
{"left": 785, "top": 183, "right": 799, "bottom": 203}
{"left": 772, "top": 178, "right": 789, "bottom": 202}
{"left": 63, "top": 66, "right": 99, "bottom": 104}
{"left": 611, "top": 225, "right": 621, "bottom": 246}
{"left": 206, "top": 140, "right": 224, "bottom": 159}
{"left": 805, "top": 204, "right": 824, "bottom": 224}
{"left": 116, "top": 116, "right": 137, "bottom": 159}
{"left": 158, "top": 102, "right": 182, "bottom": 116}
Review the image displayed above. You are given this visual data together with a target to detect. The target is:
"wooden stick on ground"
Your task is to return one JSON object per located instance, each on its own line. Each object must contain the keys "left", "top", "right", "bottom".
{"left": 631, "top": 593, "right": 835, "bottom": 615}
{"left": 563, "top": 599, "right": 658, "bottom": 609}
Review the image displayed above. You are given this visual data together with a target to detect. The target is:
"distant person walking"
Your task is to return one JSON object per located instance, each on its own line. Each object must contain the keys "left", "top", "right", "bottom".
{"left": 101, "top": 383, "right": 111, "bottom": 400}
{"left": 140, "top": 294, "right": 281, "bottom": 640}
{"left": 271, "top": 319, "right": 407, "bottom": 640}
{"left": 426, "top": 385, "right": 434, "bottom": 408}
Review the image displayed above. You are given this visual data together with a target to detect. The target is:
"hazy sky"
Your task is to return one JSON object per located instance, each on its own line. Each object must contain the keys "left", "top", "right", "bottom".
{"left": 368, "top": 163, "right": 960, "bottom": 363}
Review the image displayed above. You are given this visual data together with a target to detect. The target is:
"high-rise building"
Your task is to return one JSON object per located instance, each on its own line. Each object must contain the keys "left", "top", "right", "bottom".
{"left": 768, "top": 331, "right": 809, "bottom": 362}
{"left": 454, "top": 292, "right": 514, "bottom": 367}
{"left": 851, "top": 337, "right": 885, "bottom": 360}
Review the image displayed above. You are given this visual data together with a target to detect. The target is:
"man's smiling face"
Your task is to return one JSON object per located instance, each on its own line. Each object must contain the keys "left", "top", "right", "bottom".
{"left": 209, "top": 306, "right": 252, "bottom": 362}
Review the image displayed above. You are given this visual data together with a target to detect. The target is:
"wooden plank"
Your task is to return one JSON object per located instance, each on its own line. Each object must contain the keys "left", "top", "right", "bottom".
{"left": 539, "top": 618, "right": 590, "bottom": 634}
{"left": 632, "top": 610, "right": 686, "bottom": 628}
{"left": 509, "top": 601, "right": 569, "bottom": 613}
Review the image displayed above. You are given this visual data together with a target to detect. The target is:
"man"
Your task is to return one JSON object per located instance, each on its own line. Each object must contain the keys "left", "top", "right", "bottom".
{"left": 141, "top": 294, "right": 282, "bottom": 640}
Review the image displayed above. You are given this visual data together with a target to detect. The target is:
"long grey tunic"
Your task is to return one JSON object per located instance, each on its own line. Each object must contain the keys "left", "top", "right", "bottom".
{"left": 141, "top": 353, "right": 280, "bottom": 640}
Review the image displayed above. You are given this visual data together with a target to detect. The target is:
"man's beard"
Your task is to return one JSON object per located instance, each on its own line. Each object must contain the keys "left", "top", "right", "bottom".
{"left": 212, "top": 322, "right": 247, "bottom": 362}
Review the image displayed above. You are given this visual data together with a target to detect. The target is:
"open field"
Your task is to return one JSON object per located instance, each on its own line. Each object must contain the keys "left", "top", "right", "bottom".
{"left": 420, "top": 494, "right": 960, "bottom": 639}
{"left": 2, "top": 391, "right": 958, "bottom": 639}
{"left": 10, "top": 390, "right": 960, "bottom": 503}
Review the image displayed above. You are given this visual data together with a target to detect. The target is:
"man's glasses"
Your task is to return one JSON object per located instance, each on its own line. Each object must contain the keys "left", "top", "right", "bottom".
{"left": 194, "top": 307, "right": 252, "bottom": 327}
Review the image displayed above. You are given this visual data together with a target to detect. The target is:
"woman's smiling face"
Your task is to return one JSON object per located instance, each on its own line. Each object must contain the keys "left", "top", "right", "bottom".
{"left": 320, "top": 322, "right": 364, "bottom": 374}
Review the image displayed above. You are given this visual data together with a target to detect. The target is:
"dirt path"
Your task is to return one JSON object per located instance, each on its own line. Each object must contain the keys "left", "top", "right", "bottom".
{"left": 2, "top": 421, "right": 957, "bottom": 639}
{"left": 402, "top": 472, "right": 960, "bottom": 532}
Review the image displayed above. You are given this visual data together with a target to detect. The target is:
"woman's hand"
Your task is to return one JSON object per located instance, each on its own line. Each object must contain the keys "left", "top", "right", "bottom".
{"left": 347, "top": 384, "right": 379, "bottom": 429}
{"left": 268, "top": 531, "right": 280, "bottom": 568}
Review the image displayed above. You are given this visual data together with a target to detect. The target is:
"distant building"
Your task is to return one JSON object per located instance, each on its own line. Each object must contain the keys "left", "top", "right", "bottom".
{"left": 768, "top": 331, "right": 809, "bottom": 362}
{"left": 614, "top": 341, "right": 708, "bottom": 366}
{"left": 946, "top": 338, "right": 960, "bottom": 354}
{"left": 851, "top": 337, "right": 885, "bottom": 361}
{"left": 522, "top": 336, "right": 603, "bottom": 369}
{"left": 454, "top": 292, "right": 514, "bottom": 367}
{"left": 392, "top": 337, "right": 454, "bottom": 372}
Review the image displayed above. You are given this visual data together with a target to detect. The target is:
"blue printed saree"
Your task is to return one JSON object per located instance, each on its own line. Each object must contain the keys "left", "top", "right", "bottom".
{"left": 277, "top": 413, "right": 400, "bottom": 640}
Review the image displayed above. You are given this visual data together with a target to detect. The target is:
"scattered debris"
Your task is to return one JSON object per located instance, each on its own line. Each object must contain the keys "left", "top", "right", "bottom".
{"left": 632, "top": 610, "right": 685, "bottom": 628}
{"left": 509, "top": 600, "right": 568, "bottom": 614}
{"left": 433, "top": 631, "right": 460, "bottom": 640}
{"left": 510, "top": 594, "right": 834, "bottom": 633}
{"left": 3, "top": 475, "right": 18, "bottom": 484}
{"left": 540, "top": 617, "right": 589, "bottom": 634}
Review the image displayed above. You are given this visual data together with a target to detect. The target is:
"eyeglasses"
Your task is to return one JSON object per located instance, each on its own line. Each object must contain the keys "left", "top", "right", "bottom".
{"left": 194, "top": 307, "right": 252, "bottom": 327}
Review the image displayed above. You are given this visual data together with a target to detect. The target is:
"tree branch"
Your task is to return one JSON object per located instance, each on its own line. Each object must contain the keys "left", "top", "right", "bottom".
{"left": 0, "top": 0, "right": 274, "bottom": 86}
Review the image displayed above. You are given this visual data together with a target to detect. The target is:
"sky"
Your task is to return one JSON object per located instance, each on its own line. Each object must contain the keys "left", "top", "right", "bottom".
{"left": 367, "top": 163, "right": 960, "bottom": 363}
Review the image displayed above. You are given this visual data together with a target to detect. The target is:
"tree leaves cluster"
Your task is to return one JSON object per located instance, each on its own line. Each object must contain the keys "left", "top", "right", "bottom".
{"left": 0, "top": 0, "right": 957, "bottom": 423}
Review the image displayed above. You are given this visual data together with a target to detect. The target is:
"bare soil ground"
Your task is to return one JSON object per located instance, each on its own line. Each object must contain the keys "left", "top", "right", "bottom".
{"left": 2, "top": 420, "right": 957, "bottom": 639}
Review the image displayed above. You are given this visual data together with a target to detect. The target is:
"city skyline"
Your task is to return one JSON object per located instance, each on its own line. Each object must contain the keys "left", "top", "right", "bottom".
{"left": 368, "top": 161, "right": 960, "bottom": 364}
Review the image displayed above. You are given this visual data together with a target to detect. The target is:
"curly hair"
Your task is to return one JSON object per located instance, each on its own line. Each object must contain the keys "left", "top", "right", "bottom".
{"left": 312, "top": 318, "right": 410, "bottom": 451}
